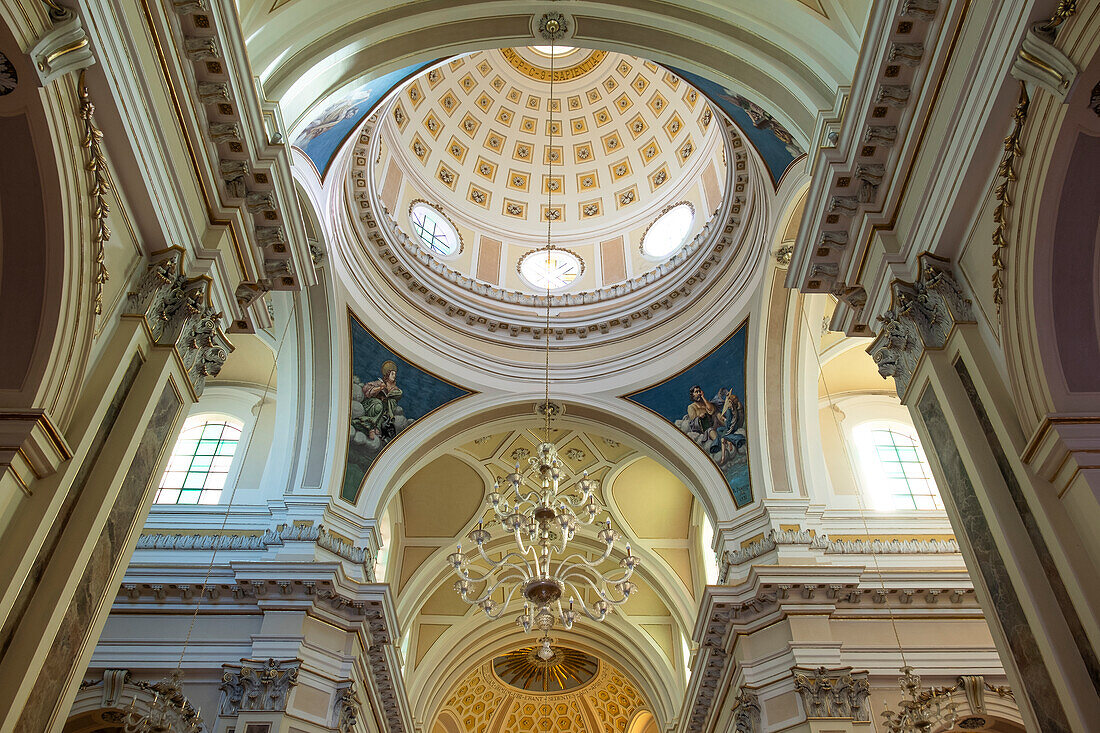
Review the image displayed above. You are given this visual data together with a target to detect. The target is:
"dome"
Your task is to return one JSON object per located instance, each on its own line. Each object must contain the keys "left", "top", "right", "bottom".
{"left": 367, "top": 48, "right": 728, "bottom": 297}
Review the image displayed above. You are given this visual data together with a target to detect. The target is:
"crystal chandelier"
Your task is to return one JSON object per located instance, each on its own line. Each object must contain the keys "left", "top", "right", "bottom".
{"left": 448, "top": 441, "right": 639, "bottom": 652}
{"left": 880, "top": 666, "right": 959, "bottom": 733}
{"left": 123, "top": 669, "right": 204, "bottom": 733}
{"left": 447, "top": 28, "right": 637, "bottom": 655}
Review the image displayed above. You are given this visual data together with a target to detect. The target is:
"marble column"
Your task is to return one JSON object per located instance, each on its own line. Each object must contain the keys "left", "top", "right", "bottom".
{"left": 869, "top": 255, "right": 1100, "bottom": 732}
{"left": 0, "top": 250, "right": 232, "bottom": 731}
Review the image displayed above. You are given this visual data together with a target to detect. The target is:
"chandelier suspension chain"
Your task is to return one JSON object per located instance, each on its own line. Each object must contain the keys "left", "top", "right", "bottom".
{"left": 543, "top": 36, "right": 555, "bottom": 440}
{"left": 449, "top": 30, "right": 637, "bottom": 659}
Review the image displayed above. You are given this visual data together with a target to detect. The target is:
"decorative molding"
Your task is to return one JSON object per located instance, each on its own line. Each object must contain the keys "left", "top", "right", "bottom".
{"left": 991, "top": 82, "right": 1029, "bottom": 315}
{"left": 867, "top": 253, "right": 974, "bottom": 400}
{"left": 789, "top": 0, "right": 945, "bottom": 334}
{"left": 219, "top": 658, "right": 301, "bottom": 714}
{"left": 793, "top": 666, "right": 871, "bottom": 721}
{"left": 362, "top": 606, "right": 410, "bottom": 733}
{"left": 136, "top": 523, "right": 376, "bottom": 579}
{"left": 353, "top": 121, "right": 750, "bottom": 343}
{"left": 0, "top": 409, "right": 72, "bottom": 492}
{"left": 123, "top": 249, "right": 234, "bottom": 399}
{"left": 537, "top": 12, "right": 569, "bottom": 41}
{"left": 774, "top": 245, "right": 794, "bottom": 268}
{"left": 731, "top": 689, "right": 761, "bottom": 733}
{"left": 718, "top": 530, "right": 958, "bottom": 581}
{"left": 334, "top": 681, "right": 362, "bottom": 733}
{"left": 819, "top": 536, "right": 958, "bottom": 553}
{"left": 77, "top": 70, "right": 111, "bottom": 316}
{"left": 29, "top": 8, "right": 95, "bottom": 86}
{"left": 1011, "top": 27, "right": 1077, "bottom": 100}
{"left": 683, "top": 575, "right": 978, "bottom": 731}
{"left": 162, "top": 0, "right": 315, "bottom": 333}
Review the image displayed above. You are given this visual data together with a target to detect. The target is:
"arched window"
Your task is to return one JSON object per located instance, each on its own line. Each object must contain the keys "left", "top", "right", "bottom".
{"left": 853, "top": 422, "right": 943, "bottom": 511}
{"left": 155, "top": 415, "right": 243, "bottom": 505}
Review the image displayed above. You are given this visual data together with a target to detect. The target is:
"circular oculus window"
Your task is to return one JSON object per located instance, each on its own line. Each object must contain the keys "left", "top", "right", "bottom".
{"left": 642, "top": 203, "right": 695, "bottom": 258}
{"left": 519, "top": 248, "right": 582, "bottom": 290}
{"left": 410, "top": 203, "right": 460, "bottom": 256}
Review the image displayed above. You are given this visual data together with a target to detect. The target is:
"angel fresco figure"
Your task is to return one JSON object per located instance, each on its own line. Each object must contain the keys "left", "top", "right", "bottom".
{"left": 678, "top": 385, "right": 748, "bottom": 468}
{"left": 294, "top": 92, "right": 370, "bottom": 146}
{"left": 354, "top": 360, "right": 405, "bottom": 442}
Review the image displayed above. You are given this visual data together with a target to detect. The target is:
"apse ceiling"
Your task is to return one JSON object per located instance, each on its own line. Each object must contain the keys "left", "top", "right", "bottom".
{"left": 385, "top": 425, "right": 703, "bottom": 725}
{"left": 433, "top": 656, "right": 658, "bottom": 733}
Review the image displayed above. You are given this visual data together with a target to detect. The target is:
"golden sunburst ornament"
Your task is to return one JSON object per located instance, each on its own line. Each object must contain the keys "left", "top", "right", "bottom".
{"left": 493, "top": 645, "right": 599, "bottom": 692}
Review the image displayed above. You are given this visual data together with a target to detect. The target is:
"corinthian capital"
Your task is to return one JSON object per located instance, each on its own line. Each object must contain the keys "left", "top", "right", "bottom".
{"left": 124, "top": 249, "right": 233, "bottom": 398}
{"left": 868, "top": 253, "right": 974, "bottom": 400}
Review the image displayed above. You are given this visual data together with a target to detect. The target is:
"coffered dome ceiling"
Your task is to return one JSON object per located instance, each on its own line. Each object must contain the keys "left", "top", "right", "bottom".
{"left": 346, "top": 47, "right": 761, "bottom": 347}
{"left": 376, "top": 47, "right": 724, "bottom": 241}
{"left": 358, "top": 46, "right": 732, "bottom": 290}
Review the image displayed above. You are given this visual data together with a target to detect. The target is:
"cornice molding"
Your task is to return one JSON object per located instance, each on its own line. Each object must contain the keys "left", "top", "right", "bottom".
{"left": 719, "top": 527, "right": 961, "bottom": 582}
{"left": 787, "top": 0, "right": 948, "bottom": 336}
{"left": 135, "top": 521, "right": 375, "bottom": 579}
{"left": 681, "top": 567, "right": 979, "bottom": 732}
{"left": 345, "top": 119, "right": 752, "bottom": 346}
{"left": 114, "top": 565, "right": 413, "bottom": 733}
{"left": 146, "top": 0, "right": 316, "bottom": 333}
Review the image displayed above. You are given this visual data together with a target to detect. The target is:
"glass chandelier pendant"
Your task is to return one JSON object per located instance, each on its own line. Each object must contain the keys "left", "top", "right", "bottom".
{"left": 880, "top": 666, "right": 959, "bottom": 733}
{"left": 123, "top": 669, "right": 203, "bottom": 733}
{"left": 447, "top": 441, "right": 639, "bottom": 637}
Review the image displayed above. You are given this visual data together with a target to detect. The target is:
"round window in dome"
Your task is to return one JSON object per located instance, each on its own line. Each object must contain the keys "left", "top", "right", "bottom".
{"left": 519, "top": 248, "right": 582, "bottom": 290}
{"left": 642, "top": 203, "right": 695, "bottom": 258}
{"left": 410, "top": 203, "right": 460, "bottom": 256}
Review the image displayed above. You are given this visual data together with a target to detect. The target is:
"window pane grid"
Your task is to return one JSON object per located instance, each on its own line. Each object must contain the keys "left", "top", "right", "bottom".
{"left": 865, "top": 428, "right": 943, "bottom": 511}
{"left": 410, "top": 205, "right": 458, "bottom": 256}
{"left": 155, "top": 418, "right": 241, "bottom": 505}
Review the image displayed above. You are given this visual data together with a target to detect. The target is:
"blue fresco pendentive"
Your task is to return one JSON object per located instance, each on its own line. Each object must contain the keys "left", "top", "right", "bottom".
{"left": 668, "top": 66, "right": 804, "bottom": 186}
{"left": 341, "top": 314, "right": 471, "bottom": 503}
{"left": 625, "top": 322, "right": 752, "bottom": 507}
{"left": 294, "top": 61, "right": 438, "bottom": 178}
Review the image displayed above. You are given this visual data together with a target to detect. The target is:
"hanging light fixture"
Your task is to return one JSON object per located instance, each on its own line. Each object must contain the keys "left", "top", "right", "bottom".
{"left": 448, "top": 26, "right": 638, "bottom": 656}
{"left": 880, "top": 666, "right": 959, "bottom": 733}
{"left": 123, "top": 670, "right": 203, "bottom": 733}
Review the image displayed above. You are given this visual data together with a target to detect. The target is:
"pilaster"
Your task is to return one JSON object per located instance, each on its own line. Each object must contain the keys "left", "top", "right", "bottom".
{"left": 868, "top": 256, "right": 1100, "bottom": 731}
{"left": 0, "top": 246, "right": 241, "bottom": 731}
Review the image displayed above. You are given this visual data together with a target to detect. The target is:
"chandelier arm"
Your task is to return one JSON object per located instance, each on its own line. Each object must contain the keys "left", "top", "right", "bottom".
{"left": 560, "top": 569, "right": 617, "bottom": 599}
{"left": 472, "top": 543, "right": 536, "bottom": 574}
{"left": 481, "top": 584, "right": 523, "bottom": 620}
{"left": 553, "top": 547, "right": 616, "bottom": 571}
{"left": 455, "top": 552, "right": 534, "bottom": 583}
{"left": 558, "top": 567, "right": 633, "bottom": 606}
{"left": 570, "top": 596, "right": 609, "bottom": 622}
{"left": 459, "top": 567, "right": 531, "bottom": 605}
{"left": 512, "top": 528, "right": 537, "bottom": 557}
